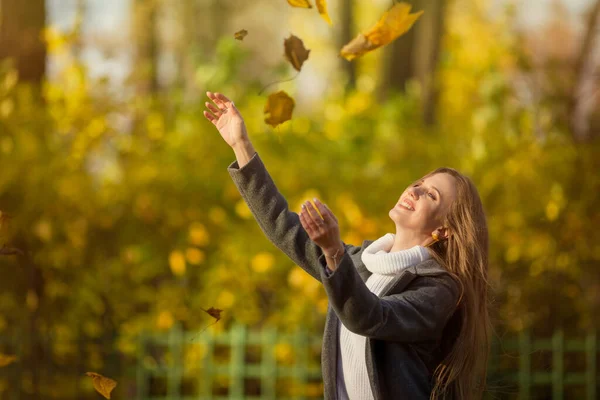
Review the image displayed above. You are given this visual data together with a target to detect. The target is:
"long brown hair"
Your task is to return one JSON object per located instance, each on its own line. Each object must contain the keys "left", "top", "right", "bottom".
{"left": 416, "top": 167, "right": 493, "bottom": 400}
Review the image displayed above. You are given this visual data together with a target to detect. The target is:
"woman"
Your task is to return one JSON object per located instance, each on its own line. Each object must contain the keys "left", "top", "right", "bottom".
{"left": 203, "top": 92, "right": 492, "bottom": 400}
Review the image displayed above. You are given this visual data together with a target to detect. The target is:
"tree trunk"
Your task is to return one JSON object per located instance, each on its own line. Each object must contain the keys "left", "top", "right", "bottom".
{"left": 418, "top": 0, "right": 447, "bottom": 125}
{"left": 379, "top": 0, "right": 446, "bottom": 125}
{"left": 570, "top": 0, "right": 600, "bottom": 143}
{"left": 338, "top": 0, "right": 357, "bottom": 92}
{"left": 0, "top": 0, "right": 46, "bottom": 83}
{"left": 131, "top": 0, "right": 160, "bottom": 95}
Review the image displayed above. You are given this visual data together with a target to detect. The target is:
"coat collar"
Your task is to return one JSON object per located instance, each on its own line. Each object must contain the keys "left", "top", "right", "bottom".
{"left": 355, "top": 239, "right": 449, "bottom": 297}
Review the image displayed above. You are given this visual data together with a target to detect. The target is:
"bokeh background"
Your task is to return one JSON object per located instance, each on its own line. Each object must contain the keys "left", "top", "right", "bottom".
{"left": 0, "top": 0, "right": 599, "bottom": 399}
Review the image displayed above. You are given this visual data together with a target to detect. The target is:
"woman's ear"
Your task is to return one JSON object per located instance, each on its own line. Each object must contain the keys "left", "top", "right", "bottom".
{"left": 436, "top": 226, "right": 450, "bottom": 240}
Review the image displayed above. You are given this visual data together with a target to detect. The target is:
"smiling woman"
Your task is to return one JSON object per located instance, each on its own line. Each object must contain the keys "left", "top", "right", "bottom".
{"left": 205, "top": 91, "right": 492, "bottom": 400}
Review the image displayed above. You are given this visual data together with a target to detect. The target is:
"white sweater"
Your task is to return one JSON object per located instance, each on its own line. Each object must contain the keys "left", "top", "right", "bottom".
{"left": 333, "top": 234, "right": 431, "bottom": 399}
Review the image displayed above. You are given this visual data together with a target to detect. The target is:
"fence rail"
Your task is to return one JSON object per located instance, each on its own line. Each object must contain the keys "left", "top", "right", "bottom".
{"left": 0, "top": 324, "right": 598, "bottom": 399}
{"left": 135, "top": 323, "right": 599, "bottom": 400}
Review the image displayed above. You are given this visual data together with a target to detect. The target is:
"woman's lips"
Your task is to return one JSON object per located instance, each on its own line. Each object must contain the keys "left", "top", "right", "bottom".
{"left": 396, "top": 203, "right": 414, "bottom": 211}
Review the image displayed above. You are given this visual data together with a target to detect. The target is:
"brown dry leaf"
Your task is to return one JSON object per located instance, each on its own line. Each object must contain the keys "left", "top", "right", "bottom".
{"left": 234, "top": 29, "right": 248, "bottom": 41}
{"left": 284, "top": 34, "right": 310, "bottom": 72}
{"left": 316, "top": 0, "right": 332, "bottom": 25}
{"left": 202, "top": 306, "right": 223, "bottom": 321}
{"left": 287, "top": 0, "right": 312, "bottom": 8}
{"left": 85, "top": 372, "right": 117, "bottom": 399}
{"left": 264, "top": 91, "right": 295, "bottom": 128}
{"left": 340, "top": 2, "right": 424, "bottom": 61}
{"left": 0, "top": 353, "right": 17, "bottom": 367}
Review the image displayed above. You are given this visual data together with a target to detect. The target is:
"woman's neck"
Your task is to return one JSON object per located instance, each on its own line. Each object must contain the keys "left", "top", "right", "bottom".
{"left": 389, "top": 230, "right": 428, "bottom": 252}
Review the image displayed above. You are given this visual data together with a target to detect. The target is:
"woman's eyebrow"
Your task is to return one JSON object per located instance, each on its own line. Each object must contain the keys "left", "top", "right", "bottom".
{"left": 421, "top": 179, "right": 442, "bottom": 200}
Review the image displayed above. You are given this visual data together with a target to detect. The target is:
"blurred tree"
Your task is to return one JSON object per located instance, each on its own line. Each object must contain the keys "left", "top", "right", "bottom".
{"left": 570, "top": 0, "right": 600, "bottom": 142}
{"left": 380, "top": 0, "right": 446, "bottom": 125}
{"left": 131, "top": 0, "right": 159, "bottom": 95}
{"left": 0, "top": 1, "right": 47, "bottom": 398}
{"left": 338, "top": 0, "right": 357, "bottom": 92}
{"left": 0, "top": 0, "right": 46, "bottom": 83}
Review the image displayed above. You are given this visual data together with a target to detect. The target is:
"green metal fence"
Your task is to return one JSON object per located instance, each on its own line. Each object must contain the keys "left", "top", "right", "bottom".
{"left": 136, "top": 322, "right": 599, "bottom": 400}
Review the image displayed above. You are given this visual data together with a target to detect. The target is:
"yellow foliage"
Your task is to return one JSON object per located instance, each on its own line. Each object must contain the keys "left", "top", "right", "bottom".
{"left": 235, "top": 199, "right": 253, "bottom": 219}
{"left": 274, "top": 342, "right": 294, "bottom": 363}
{"left": 188, "top": 222, "right": 209, "bottom": 246}
{"left": 34, "top": 219, "right": 53, "bottom": 242}
{"left": 185, "top": 248, "right": 205, "bottom": 265}
{"left": 169, "top": 250, "right": 187, "bottom": 276}
{"left": 545, "top": 201, "right": 560, "bottom": 221}
{"left": 288, "top": 267, "right": 305, "bottom": 288}
{"left": 251, "top": 251, "right": 275, "bottom": 273}
{"left": 26, "top": 290, "right": 38, "bottom": 311}
{"left": 156, "top": 310, "right": 174, "bottom": 330}
{"left": 0, "top": 354, "right": 17, "bottom": 368}
{"left": 208, "top": 206, "right": 227, "bottom": 225}
{"left": 216, "top": 290, "right": 235, "bottom": 308}
{"left": 317, "top": 297, "right": 329, "bottom": 315}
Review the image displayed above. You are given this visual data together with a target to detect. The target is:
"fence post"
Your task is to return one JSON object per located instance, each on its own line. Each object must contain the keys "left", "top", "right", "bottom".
{"left": 229, "top": 322, "right": 246, "bottom": 400}
{"left": 136, "top": 330, "right": 147, "bottom": 400}
{"left": 261, "top": 326, "right": 277, "bottom": 400}
{"left": 293, "top": 328, "right": 308, "bottom": 400}
{"left": 585, "top": 330, "right": 596, "bottom": 400}
{"left": 518, "top": 329, "right": 531, "bottom": 400}
{"left": 199, "top": 324, "right": 215, "bottom": 399}
{"left": 552, "top": 328, "right": 564, "bottom": 400}
{"left": 167, "top": 322, "right": 183, "bottom": 400}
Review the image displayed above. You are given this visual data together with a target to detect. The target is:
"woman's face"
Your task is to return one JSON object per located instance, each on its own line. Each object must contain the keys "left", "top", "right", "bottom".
{"left": 389, "top": 172, "right": 458, "bottom": 234}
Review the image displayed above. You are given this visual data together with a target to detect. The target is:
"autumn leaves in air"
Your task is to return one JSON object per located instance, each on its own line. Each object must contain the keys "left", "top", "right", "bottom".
{"left": 232, "top": 0, "right": 424, "bottom": 128}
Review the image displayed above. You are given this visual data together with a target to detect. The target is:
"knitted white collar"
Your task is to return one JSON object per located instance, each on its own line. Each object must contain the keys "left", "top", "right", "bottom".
{"left": 360, "top": 233, "right": 431, "bottom": 276}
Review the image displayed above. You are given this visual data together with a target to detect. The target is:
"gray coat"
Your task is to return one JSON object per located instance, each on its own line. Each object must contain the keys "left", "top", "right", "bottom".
{"left": 228, "top": 152, "right": 461, "bottom": 400}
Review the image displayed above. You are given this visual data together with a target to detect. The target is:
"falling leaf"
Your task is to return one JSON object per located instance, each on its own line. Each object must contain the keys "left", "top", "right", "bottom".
{"left": 234, "top": 29, "right": 248, "bottom": 41}
{"left": 316, "top": 0, "right": 332, "bottom": 25}
{"left": 0, "top": 353, "right": 17, "bottom": 367}
{"left": 287, "top": 0, "right": 312, "bottom": 8}
{"left": 192, "top": 306, "right": 225, "bottom": 339}
{"left": 284, "top": 34, "right": 310, "bottom": 72}
{"left": 264, "top": 91, "right": 295, "bottom": 128}
{"left": 85, "top": 372, "right": 117, "bottom": 399}
{"left": 340, "top": 2, "right": 424, "bottom": 61}
{"left": 201, "top": 306, "right": 223, "bottom": 322}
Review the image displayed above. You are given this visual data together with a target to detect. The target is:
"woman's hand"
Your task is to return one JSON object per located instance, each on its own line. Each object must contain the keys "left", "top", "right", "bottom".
{"left": 299, "top": 198, "right": 344, "bottom": 256}
{"left": 203, "top": 91, "right": 249, "bottom": 148}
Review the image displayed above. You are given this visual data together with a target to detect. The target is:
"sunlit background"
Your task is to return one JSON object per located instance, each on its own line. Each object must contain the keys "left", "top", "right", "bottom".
{"left": 1, "top": 0, "right": 599, "bottom": 399}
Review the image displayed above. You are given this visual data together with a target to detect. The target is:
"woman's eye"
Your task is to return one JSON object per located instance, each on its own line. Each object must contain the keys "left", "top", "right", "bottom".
{"left": 428, "top": 192, "right": 436, "bottom": 200}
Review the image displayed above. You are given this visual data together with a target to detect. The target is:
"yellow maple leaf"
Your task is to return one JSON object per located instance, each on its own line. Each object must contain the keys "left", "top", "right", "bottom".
{"left": 264, "top": 91, "right": 295, "bottom": 128}
{"left": 316, "top": 0, "right": 332, "bottom": 25}
{"left": 0, "top": 353, "right": 17, "bottom": 367}
{"left": 287, "top": 0, "right": 312, "bottom": 8}
{"left": 234, "top": 29, "right": 248, "bottom": 41}
{"left": 340, "top": 2, "right": 424, "bottom": 61}
{"left": 85, "top": 372, "right": 117, "bottom": 399}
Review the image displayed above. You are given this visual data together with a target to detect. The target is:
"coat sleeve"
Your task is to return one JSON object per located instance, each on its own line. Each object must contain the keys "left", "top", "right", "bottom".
{"left": 227, "top": 151, "right": 363, "bottom": 282}
{"left": 317, "top": 250, "right": 460, "bottom": 342}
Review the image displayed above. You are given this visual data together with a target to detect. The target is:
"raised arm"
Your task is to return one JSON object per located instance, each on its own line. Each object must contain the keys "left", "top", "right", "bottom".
{"left": 204, "top": 91, "right": 358, "bottom": 282}
{"left": 228, "top": 141, "right": 350, "bottom": 282}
